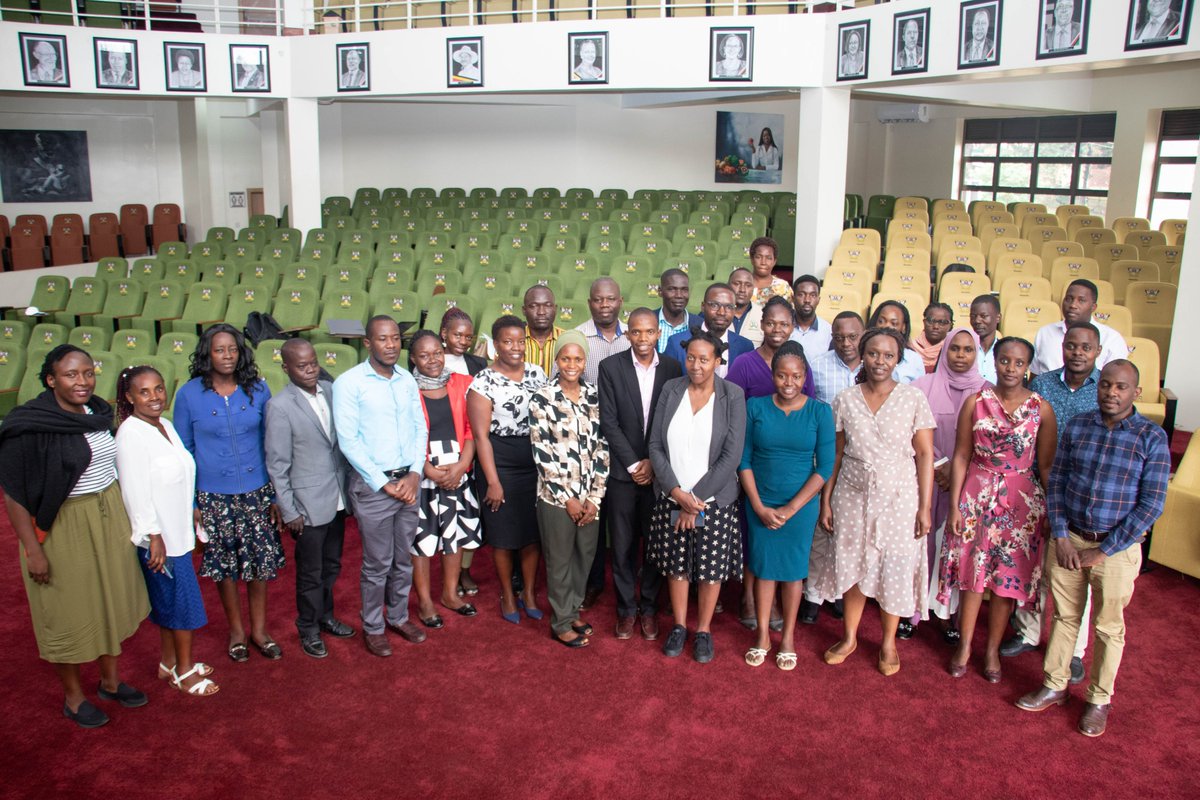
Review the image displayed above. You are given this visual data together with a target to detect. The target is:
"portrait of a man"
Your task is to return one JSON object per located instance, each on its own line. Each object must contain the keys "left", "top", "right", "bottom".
{"left": 231, "top": 44, "right": 269, "bottom": 93}
{"left": 447, "top": 38, "right": 484, "bottom": 88}
{"left": 337, "top": 44, "right": 369, "bottom": 91}
{"left": 21, "top": 34, "right": 69, "bottom": 88}
{"left": 1039, "top": 0, "right": 1088, "bottom": 57}
{"left": 1127, "top": 0, "right": 1192, "bottom": 49}
{"left": 836, "top": 21, "right": 870, "bottom": 81}
{"left": 893, "top": 10, "right": 929, "bottom": 74}
{"left": 959, "top": 0, "right": 1003, "bottom": 69}
{"left": 95, "top": 38, "right": 138, "bottom": 90}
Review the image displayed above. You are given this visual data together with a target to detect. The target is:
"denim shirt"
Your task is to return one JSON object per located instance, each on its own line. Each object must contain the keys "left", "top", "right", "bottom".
{"left": 173, "top": 377, "right": 272, "bottom": 495}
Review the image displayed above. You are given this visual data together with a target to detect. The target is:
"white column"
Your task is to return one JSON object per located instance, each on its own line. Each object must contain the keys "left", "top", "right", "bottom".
{"left": 177, "top": 98, "right": 217, "bottom": 237}
{"left": 260, "top": 108, "right": 282, "bottom": 218}
{"left": 284, "top": 98, "right": 323, "bottom": 232}
{"left": 1164, "top": 165, "right": 1200, "bottom": 430}
{"left": 794, "top": 87, "right": 852, "bottom": 278}
{"left": 280, "top": 0, "right": 309, "bottom": 31}
{"left": 1107, "top": 105, "right": 1157, "bottom": 221}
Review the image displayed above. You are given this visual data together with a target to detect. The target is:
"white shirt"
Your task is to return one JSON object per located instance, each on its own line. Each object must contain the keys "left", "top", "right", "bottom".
{"left": 977, "top": 339, "right": 998, "bottom": 384}
{"left": 1030, "top": 319, "right": 1129, "bottom": 376}
{"left": 666, "top": 391, "right": 715, "bottom": 494}
{"left": 115, "top": 416, "right": 197, "bottom": 557}
{"left": 789, "top": 316, "right": 833, "bottom": 357}
{"left": 628, "top": 350, "right": 660, "bottom": 475}
{"left": 300, "top": 384, "right": 344, "bottom": 511}
{"left": 445, "top": 353, "right": 470, "bottom": 376}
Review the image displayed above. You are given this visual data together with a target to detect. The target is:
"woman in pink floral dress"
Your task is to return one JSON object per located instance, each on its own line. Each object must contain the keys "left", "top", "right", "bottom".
{"left": 942, "top": 337, "right": 1057, "bottom": 683}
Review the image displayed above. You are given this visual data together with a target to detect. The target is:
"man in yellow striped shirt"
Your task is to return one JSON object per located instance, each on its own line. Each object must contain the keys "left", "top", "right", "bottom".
{"left": 523, "top": 284, "right": 563, "bottom": 374}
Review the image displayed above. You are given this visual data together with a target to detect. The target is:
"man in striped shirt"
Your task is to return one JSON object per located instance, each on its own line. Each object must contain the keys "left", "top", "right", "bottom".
{"left": 523, "top": 284, "right": 563, "bottom": 374}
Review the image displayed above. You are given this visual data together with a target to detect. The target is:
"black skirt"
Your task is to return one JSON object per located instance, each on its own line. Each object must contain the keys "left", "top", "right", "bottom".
{"left": 478, "top": 434, "right": 539, "bottom": 550}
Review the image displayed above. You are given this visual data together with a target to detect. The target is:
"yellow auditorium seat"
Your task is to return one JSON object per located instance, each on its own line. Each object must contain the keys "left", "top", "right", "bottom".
{"left": 889, "top": 231, "right": 933, "bottom": 254}
{"left": 840, "top": 228, "right": 881, "bottom": 253}
{"left": 992, "top": 253, "right": 1044, "bottom": 290}
{"left": 1025, "top": 224, "right": 1068, "bottom": 249}
{"left": 1092, "top": 303, "right": 1133, "bottom": 339}
{"left": 894, "top": 196, "right": 929, "bottom": 212}
{"left": 1000, "top": 275, "right": 1052, "bottom": 309}
{"left": 1054, "top": 204, "right": 1091, "bottom": 228}
{"left": 1011, "top": 203, "right": 1047, "bottom": 229}
{"left": 824, "top": 263, "right": 874, "bottom": 301}
{"left": 1073, "top": 226, "right": 1117, "bottom": 257}
{"left": 815, "top": 287, "right": 866, "bottom": 322}
{"left": 1125, "top": 337, "right": 1175, "bottom": 430}
{"left": 938, "top": 272, "right": 990, "bottom": 305}
{"left": 1039, "top": 240, "right": 1084, "bottom": 275}
{"left": 1125, "top": 230, "right": 1168, "bottom": 253}
{"left": 1109, "top": 261, "right": 1159, "bottom": 303}
{"left": 1147, "top": 245, "right": 1182, "bottom": 285}
{"left": 1125, "top": 281, "right": 1178, "bottom": 371}
{"left": 936, "top": 249, "right": 985, "bottom": 281}
{"left": 1020, "top": 212, "right": 1058, "bottom": 237}
{"left": 870, "top": 289, "right": 927, "bottom": 319}
{"left": 1049, "top": 256, "right": 1100, "bottom": 300}
{"left": 1094, "top": 243, "right": 1140, "bottom": 281}
{"left": 879, "top": 267, "right": 931, "bottom": 298}
{"left": 1065, "top": 215, "right": 1104, "bottom": 238}
{"left": 1149, "top": 432, "right": 1199, "bottom": 579}
{"left": 883, "top": 248, "right": 932, "bottom": 276}
{"left": 1158, "top": 218, "right": 1187, "bottom": 246}
{"left": 1002, "top": 298, "right": 1061, "bottom": 341}
{"left": 968, "top": 201, "right": 1006, "bottom": 227}
{"left": 987, "top": 237, "right": 1032, "bottom": 274}
{"left": 932, "top": 199, "right": 966, "bottom": 216}
{"left": 1111, "top": 217, "right": 1150, "bottom": 243}
{"left": 887, "top": 219, "right": 928, "bottom": 244}
{"left": 892, "top": 208, "right": 930, "bottom": 226}
{"left": 830, "top": 245, "right": 879, "bottom": 271}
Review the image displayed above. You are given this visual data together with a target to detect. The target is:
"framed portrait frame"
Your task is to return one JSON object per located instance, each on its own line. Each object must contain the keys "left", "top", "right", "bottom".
{"left": 1037, "top": 0, "right": 1090, "bottom": 59}
{"left": 836, "top": 20, "right": 870, "bottom": 82}
{"left": 710, "top": 27, "right": 753, "bottom": 82}
{"left": 230, "top": 44, "right": 270, "bottom": 93}
{"left": 447, "top": 37, "right": 484, "bottom": 88}
{"left": 568, "top": 32, "right": 608, "bottom": 85}
{"left": 336, "top": 43, "right": 370, "bottom": 92}
{"left": 892, "top": 9, "right": 930, "bottom": 75}
{"left": 1125, "top": 0, "right": 1193, "bottom": 51}
{"left": 20, "top": 32, "right": 70, "bottom": 88}
{"left": 163, "top": 42, "right": 206, "bottom": 92}
{"left": 959, "top": 0, "right": 1003, "bottom": 70}
{"left": 94, "top": 37, "right": 139, "bottom": 91}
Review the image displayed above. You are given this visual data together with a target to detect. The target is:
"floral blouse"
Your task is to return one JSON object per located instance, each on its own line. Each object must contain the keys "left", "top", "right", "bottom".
{"left": 469, "top": 364, "right": 548, "bottom": 436}
{"left": 752, "top": 276, "right": 794, "bottom": 307}
{"left": 529, "top": 381, "right": 610, "bottom": 511}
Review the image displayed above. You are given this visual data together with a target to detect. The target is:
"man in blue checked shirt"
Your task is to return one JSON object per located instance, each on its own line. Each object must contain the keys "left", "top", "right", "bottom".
{"left": 1016, "top": 360, "right": 1170, "bottom": 739}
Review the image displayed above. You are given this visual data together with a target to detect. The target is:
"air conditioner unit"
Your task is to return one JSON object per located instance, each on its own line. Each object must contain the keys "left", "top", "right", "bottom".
{"left": 877, "top": 104, "right": 930, "bottom": 124}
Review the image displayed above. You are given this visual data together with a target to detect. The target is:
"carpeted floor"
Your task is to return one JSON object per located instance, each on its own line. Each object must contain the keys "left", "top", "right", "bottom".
{"left": 0, "top": 509, "right": 1197, "bottom": 799}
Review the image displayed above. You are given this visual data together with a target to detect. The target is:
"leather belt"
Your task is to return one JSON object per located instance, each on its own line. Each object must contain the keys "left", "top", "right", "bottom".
{"left": 1069, "top": 527, "right": 1107, "bottom": 543}
{"left": 383, "top": 467, "right": 410, "bottom": 481}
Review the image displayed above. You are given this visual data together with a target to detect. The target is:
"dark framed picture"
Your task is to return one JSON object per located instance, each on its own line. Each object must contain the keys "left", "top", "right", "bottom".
{"left": 1126, "top": 0, "right": 1193, "bottom": 50}
{"left": 230, "top": 44, "right": 270, "bottom": 92}
{"left": 0, "top": 130, "right": 92, "bottom": 202}
{"left": 892, "top": 9, "right": 929, "bottom": 75}
{"left": 447, "top": 37, "right": 483, "bottom": 88}
{"left": 20, "top": 32, "right": 69, "bottom": 88}
{"left": 94, "top": 37, "right": 138, "bottom": 90}
{"left": 836, "top": 21, "right": 869, "bottom": 81}
{"left": 1038, "top": 0, "right": 1089, "bottom": 58}
{"left": 164, "top": 42, "right": 206, "bottom": 92}
{"left": 568, "top": 32, "right": 608, "bottom": 85}
{"left": 959, "top": 0, "right": 1003, "bottom": 69}
{"left": 337, "top": 43, "right": 369, "bottom": 92}
{"left": 710, "top": 27, "right": 753, "bottom": 81}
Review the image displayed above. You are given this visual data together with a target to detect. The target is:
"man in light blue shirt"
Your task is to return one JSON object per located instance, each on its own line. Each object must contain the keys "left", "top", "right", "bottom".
{"left": 788, "top": 274, "right": 833, "bottom": 356}
{"left": 333, "top": 315, "right": 428, "bottom": 657}
{"left": 970, "top": 294, "right": 1000, "bottom": 384}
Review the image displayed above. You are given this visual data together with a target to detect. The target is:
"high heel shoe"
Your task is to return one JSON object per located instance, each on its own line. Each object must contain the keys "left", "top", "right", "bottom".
{"left": 947, "top": 660, "right": 968, "bottom": 679}
{"left": 516, "top": 597, "right": 544, "bottom": 621}
{"left": 500, "top": 597, "right": 520, "bottom": 625}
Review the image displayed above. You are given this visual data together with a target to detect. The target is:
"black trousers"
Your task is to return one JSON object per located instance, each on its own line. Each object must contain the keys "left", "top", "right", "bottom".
{"left": 294, "top": 511, "right": 346, "bottom": 637}
{"left": 606, "top": 479, "right": 663, "bottom": 618}
{"left": 586, "top": 503, "right": 608, "bottom": 592}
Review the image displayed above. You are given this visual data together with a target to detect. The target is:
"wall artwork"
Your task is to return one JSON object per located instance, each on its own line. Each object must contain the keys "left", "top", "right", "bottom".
{"left": 1125, "top": 0, "right": 1193, "bottom": 50}
{"left": 836, "top": 21, "right": 870, "bottom": 81}
{"left": 448, "top": 37, "right": 484, "bottom": 88}
{"left": 0, "top": 130, "right": 93, "bottom": 203}
{"left": 959, "top": 0, "right": 1003, "bottom": 69}
{"left": 1037, "top": 0, "right": 1089, "bottom": 59}
{"left": 164, "top": 42, "right": 206, "bottom": 92}
{"left": 231, "top": 44, "right": 270, "bottom": 93}
{"left": 893, "top": 9, "right": 930, "bottom": 75}
{"left": 337, "top": 43, "right": 370, "bottom": 92}
{"left": 94, "top": 37, "right": 139, "bottom": 90}
{"left": 20, "top": 32, "right": 69, "bottom": 88}
{"left": 710, "top": 27, "right": 753, "bottom": 81}
{"left": 715, "top": 111, "right": 783, "bottom": 184}
{"left": 568, "top": 32, "right": 608, "bottom": 85}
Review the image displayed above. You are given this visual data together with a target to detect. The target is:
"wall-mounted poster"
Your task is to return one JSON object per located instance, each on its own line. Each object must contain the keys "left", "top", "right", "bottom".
{"left": 164, "top": 42, "right": 206, "bottom": 91}
{"left": 448, "top": 37, "right": 483, "bottom": 88}
{"left": 959, "top": 0, "right": 1003, "bottom": 69}
{"left": 715, "top": 111, "right": 783, "bottom": 184}
{"left": 337, "top": 43, "right": 369, "bottom": 91}
{"left": 95, "top": 37, "right": 139, "bottom": 90}
{"left": 710, "top": 27, "right": 753, "bottom": 81}
{"left": 20, "top": 32, "right": 69, "bottom": 88}
{"left": 1126, "top": 0, "right": 1193, "bottom": 50}
{"left": 836, "top": 21, "right": 870, "bottom": 81}
{"left": 568, "top": 32, "right": 608, "bottom": 85}
{"left": 231, "top": 44, "right": 270, "bottom": 92}
{"left": 893, "top": 9, "right": 930, "bottom": 75}
{"left": 1038, "top": 0, "right": 1089, "bottom": 58}
{"left": 0, "top": 130, "right": 93, "bottom": 203}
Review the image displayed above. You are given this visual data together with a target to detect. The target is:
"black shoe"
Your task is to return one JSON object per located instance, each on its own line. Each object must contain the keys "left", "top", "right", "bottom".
{"left": 942, "top": 627, "right": 961, "bottom": 645}
{"left": 830, "top": 599, "right": 844, "bottom": 620}
{"left": 693, "top": 631, "right": 714, "bottom": 664}
{"left": 799, "top": 599, "right": 820, "bottom": 625}
{"left": 1000, "top": 636, "right": 1037, "bottom": 658}
{"left": 511, "top": 572, "right": 525, "bottom": 594}
{"left": 320, "top": 618, "right": 356, "bottom": 638}
{"left": 301, "top": 635, "right": 328, "bottom": 659}
{"left": 1069, "top": 656, "right": 1086, "bottom": 685}
{"left": 96, "top": 682, "right": 148, "bottom": 708}
{"left": 662, "top": 624, "right": 687, "bottom": 658}
{"left": 896, "top": 621, "right": 915, "bottom": 640}
{"left": 63, "top": 700, "right": 109, "bottom": 729}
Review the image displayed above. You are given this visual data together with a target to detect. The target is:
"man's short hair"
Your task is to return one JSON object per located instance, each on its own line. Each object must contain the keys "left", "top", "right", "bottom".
{"left": 280, "top": 337, "right": 314, "bottom": 363}
{"left": 970, "top": 294, "right": 1001, "bottom": 313}
{"left": 524, "top": 283, "right": 555, "bottom": 302}
{"left": 833, "top": 310, "right": 865, "bottom": 326}
{"left": 660, "top": 268, "right": 688, "bottom": 284}
{"left": 366, "top": 314, "right": 398, "bottom": 338}
{"left": 627, "top": 307, "right": 658, "bottom": 325}
{"left": 793, "top": 274, "right": 821, "bottom": 291}
{"left": 1065, "top": 320, "right": 1101, "bottom": 343}
{"left": 1103, "top": 358, "right": 1140, "bottom": 385}
{"left": 1067, "top": 279, "right": 1099, "bottom": 304}
{"left": 705, "top": 282, "right": 734, "bottom": 300}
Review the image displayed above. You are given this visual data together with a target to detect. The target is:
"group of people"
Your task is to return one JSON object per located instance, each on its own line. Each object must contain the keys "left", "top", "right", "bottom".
{"left": 0, "top": 236, "right": 1169, "bottom": 738}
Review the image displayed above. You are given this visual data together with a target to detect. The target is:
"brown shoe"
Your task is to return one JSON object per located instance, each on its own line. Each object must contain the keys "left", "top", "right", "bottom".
{"left": 615, "top": 616, "right": 635, "bottom": 640}
{"left": 364, "top": 633, "right": 392, "bottom": 658}
{"left": 389, "top": 620, "right": 427, "bottom": 644}
{"left": 639, "top": 613, "right": 659, "bottom": 641}
{"left": 1078, "top": 703, "right": 1110, "bottom": 737}
{"left": 1015, "top": 686, "right": 1070, "bottom": 712}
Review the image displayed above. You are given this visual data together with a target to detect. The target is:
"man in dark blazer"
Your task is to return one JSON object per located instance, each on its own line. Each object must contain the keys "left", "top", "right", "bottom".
{"left": 661, "top": 282, "right": 754, "bottom": 377}
{"left": 265, "top": 339, "right": 354, "bottom": 659}
{"left": 598, "top": 307, "right": 682, "bottom": 641}
{"left": 1042, "top": 0, "right": 1082, "bottom": 52}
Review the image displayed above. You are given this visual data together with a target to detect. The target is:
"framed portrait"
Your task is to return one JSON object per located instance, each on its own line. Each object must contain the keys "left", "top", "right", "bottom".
{"left": 94, "top": 37, "right": 138, "bottom": 90}
{"left": 20, "top": 32, "right": 69, "bottom": 88}
{"left": 0, "top": 129, "right": 93, "bottom": 203}
{"left": 164, "top": 42, "right": 206, "bottom": 92}
{"left": 710, "top": 27, "right": 753, "bottom": 81}
{"left": 336, "top": 43, "right": 370, "bottom": 92}
{"left": 836, "top": 21, "right": 870, "bottom": 82}
{"left": 568, "top": 32, "right": 608, "bottom": 85}
{"left": 230, "top": 44, "right": 270, "bottom": 93}
{"left": 1038, "top": 0, "right": 1089, "bottom": 58}
{"left": 959, "top": 0, "right": 1003, "bottom": 70}
{"left": 1125, "top": 0, "right": 1193, "bottom": 50}
{"left": 447, "top": 37, "right": 483, "bottom": 88}
{"left": 892, "top": 9, "right": 930, "bottom": 75}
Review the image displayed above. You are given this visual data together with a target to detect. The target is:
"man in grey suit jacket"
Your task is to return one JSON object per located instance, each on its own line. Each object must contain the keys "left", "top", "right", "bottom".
{"left": 265, "top": 339, "right": 354, "bottom": 658}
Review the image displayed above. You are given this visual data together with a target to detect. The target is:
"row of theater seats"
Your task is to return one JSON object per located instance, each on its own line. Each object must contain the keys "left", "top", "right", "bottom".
{"left": 1, "top": 204, "right": 186, "bottom": 270}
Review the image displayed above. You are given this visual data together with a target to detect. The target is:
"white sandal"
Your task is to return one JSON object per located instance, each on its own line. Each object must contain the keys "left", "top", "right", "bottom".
{"left": 159, "top": 662, "right": 213, "bottom": 681}
{"left": 744, "top": 647, "right": 769, "bottom": 667}
{"left": 776, "top": 651, "right": 798, "bottom": 671}
{"left": 173, "top": 665, "right": 220, "bottom": 697}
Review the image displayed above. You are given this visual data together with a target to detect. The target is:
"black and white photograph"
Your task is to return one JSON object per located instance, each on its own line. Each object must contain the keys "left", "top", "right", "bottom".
{"left": 959, "top": 0, "right": 1003, "bottom": 69}
{"left": 20, "top": 33, "right": 69, "bottom": 88}
{"left": 447, "top": 37, "right": 483, "bottom": 88}
{"left": 230, "top": 44, "right": 270, "bottom": 92}
{"left": 1038, "top": 0, "right": 1089, "bottom": 58}
{"left": 0, "top": 130, "right": 92, "bottom": 203}
{"left": 1126, "top": 0, "right": 1193, "bottom": 50}
{"left": 836, "top": 21, "right": 870, "bottom": 81}
{"left": 892, "top": 9, "right": 930, "bottom": 75}
{"left": 94, "top": 37, "right": 138, "bottom": 90}
{"left": 710, "top": 28, "right": 753, "bottom": 81}
{"left": 568, "top": 32, "right": 608, "bottom": 85}
{"left": 337, "top": 43, "right": 370, "bottom": 91}
{"left": 164, "top": 42, "right": 206, "bottom": 91}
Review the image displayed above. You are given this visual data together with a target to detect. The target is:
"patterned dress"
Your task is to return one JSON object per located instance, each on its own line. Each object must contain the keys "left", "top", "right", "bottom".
{"left": 413, "top": 392, "right": 482, "bottom": 557}
{"left": 528, "top": 382, "right": 610, "bottom": 512}
{"left": 939, "top": 388, "right": 1047, "bottom": 603}
{"left": 751, "top": 276, "right": 793, "bottom": 307}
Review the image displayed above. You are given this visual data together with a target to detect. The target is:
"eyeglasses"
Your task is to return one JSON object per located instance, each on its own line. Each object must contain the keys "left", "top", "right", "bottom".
{"left": 923, "top": 318, "right": 952, "bottom": 327}
{"left": 704, "top": 301, "right": 736, "bottom": 312}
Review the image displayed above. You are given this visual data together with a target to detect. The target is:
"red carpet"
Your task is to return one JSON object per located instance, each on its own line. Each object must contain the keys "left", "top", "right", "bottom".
{"left": 1, "top": 508, "right": 1197, "bottom": 798}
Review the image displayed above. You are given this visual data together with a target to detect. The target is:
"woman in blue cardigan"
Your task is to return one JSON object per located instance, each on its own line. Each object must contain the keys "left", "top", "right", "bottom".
{"left": 174, "top": 324, "right": 284, "bottom": 662}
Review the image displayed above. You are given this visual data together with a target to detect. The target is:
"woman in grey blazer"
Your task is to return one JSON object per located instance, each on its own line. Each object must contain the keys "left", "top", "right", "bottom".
{"left": 647, "top": 329, "right": 747, "bottom": 664}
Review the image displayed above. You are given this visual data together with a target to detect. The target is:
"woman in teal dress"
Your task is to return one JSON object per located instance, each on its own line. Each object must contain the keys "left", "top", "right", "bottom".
{"left": 739, "top": 341, "right": 835, "bottom": 670}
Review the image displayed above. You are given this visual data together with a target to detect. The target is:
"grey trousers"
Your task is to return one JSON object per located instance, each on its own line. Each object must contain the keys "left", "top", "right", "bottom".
{"left": 538, "top": 500, "right": 599, "bottom": 636}
{"left": 349, "top": 471, "right": 419, "bottom": 635}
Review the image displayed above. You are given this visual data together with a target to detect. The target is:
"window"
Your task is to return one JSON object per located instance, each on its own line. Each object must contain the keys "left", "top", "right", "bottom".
{"left": 959, "top": 114, "right": 1115, "bottom": 219}
{"left": 1149, "top": 109, "right": 1200, "bottom": 229}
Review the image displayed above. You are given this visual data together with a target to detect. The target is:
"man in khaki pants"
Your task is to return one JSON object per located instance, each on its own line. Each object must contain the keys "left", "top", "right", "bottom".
{"left": 1015, "top": 360, "right": 1170, "bottom": 737}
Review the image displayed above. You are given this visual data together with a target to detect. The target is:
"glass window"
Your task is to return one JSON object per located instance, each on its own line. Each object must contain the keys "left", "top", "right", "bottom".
{"left": 1077, "top": 163, "right": 1111, "bottom": 192}
{"left": 1000, "top": 142, "right": 1035, "bottom": 157}
{"left": 998, "top": 162, "right": 1032, "bottom": 187}
{"left": 1160, "top": 139, "right": 1199, "bottom": 158}
{"left": 1079, "top": 142, "right": 1114, "bottom": 158}
{"left": 963, "top": 162, "right": 995, "bottom": 186}
{"left": 1033, "top": 194, "right": 1073, "bottom": 209}
{"left": 1156, "top": 163, "right": 1196, "bottom": 194}
{"left": 1038, "top": 163, "right": 1074, "bottom": 189}
{"left": 1149, "top": 110, "right": 1199, "bottom": 228}
{"left": 1039, "top": 142, "right": 1076, "bottom": 158}
{"left": 964, "top": 142, "right": 998, "bottom": 157}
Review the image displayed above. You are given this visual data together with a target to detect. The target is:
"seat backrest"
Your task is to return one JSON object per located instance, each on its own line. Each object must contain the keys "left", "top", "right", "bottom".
{"left": 64, "top": 276, "right": 108, "bottom": 316}
{"left": 1124, "top": 230, "right": 1168, "bottom": 252}
{"left": 1158, "top": 219, "right": 1187, "bottom": 246}
{"left": 30, "top": 275, "right": 71, "bottom": 312}
{"left": 839, "top": 228, "right": 882, "bottom": 253}
{"left": 68, "top": 325, "right": 113, "bottom": 352}
{"left": 120, "top": 204, "right": 150, "bottom": 255}
{"left": 999, "top": 276, "right": 1053, "bottom": 308}
{"left": 15, "top": 214, "right": 47, "bottom": 239}
{"left": 1049, "top": 257, "right": 1101, "bottom": 300}
{"left": 1091, "top": 303, "right": 1133, "bottom": 338}
{"left": 938, "top": 272, "right": 991, "bottom": 302}
{"left": 1040, "top": 240, "right": 1085, "bottom": 274}
{"left": 883, "top": 247, "right": 932, "bottom": 275}
{"left": 814, "top": 287, "right": 865, "bottom": 322}
{"left": 1111, "top": 217, "right": 1151, "bottom": 241}
{"left": 1123, "top": 281, "right": 1178, "bottom": 326}
{"left": 1146, "top": 245, "right": 1183, "bottom": 284}
{"left": 1124, "top": 337, "right": 1161, "bottom": 395}
{"left": 1053, "top": 204, "right": 1091, "bottom": 227}
{"left": 830, "top": 245, "right": 879, "bottom": 270}
{"left": 987, "top": 237, "right": 1032, "bottom": 272}
{"left": 1065, "top": 215, "right": 1104, "bottom": 237}
{"left": 1093, "top": 243, "right": 1140, "bottom": 280}
{"left": 1002, "top": 298, "right": 1062, "bottom": 339}
{"left": 1109, "top": 260, "right": 1159, "bottom": 303}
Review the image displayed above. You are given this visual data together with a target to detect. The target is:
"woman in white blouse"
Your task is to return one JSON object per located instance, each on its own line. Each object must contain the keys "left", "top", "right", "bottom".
{"left": 115, "top": 366, "right": 218, "bottom": 696}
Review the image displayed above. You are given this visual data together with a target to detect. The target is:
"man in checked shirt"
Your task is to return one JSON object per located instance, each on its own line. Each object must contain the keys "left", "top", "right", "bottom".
{"left": 1015, "top": 360, "right": 1170, "bottom": 738}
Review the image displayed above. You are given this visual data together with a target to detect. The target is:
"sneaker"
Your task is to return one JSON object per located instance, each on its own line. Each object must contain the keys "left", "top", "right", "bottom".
{"left": 1069, "top": 656, "right": 1086, "bottom": 685}
{"left": 693, "top": 631, "right": 714, "bottom": 664}
{"left": 662, "top": 624, "right": 687, "bottom": 658}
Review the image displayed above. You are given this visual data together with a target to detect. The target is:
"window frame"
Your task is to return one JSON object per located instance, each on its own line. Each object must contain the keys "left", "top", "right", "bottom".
{"left": 1149, "top": 109, "right": 1200, "bottom": 226}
